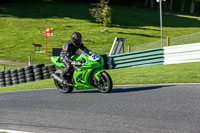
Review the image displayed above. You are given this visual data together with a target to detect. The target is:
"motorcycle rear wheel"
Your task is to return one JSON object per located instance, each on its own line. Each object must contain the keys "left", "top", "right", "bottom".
{"left": 98, "top": 72, "right": 113, "bottom": 93}
{"left": 54, "top": 79, "right": 74, "bottom": 93}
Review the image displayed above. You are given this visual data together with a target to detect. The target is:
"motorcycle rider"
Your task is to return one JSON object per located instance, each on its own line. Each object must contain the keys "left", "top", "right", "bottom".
{"left": 60, "top": 32, "right": 86, "bottom": 78}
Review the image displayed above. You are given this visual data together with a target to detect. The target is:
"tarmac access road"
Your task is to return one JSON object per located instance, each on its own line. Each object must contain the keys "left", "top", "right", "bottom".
{"left": 0, "top": 84, "right": 200, "bottom": 133}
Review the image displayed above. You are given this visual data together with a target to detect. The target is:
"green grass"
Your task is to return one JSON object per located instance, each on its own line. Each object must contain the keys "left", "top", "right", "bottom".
{"left": 108, "top": 62, "right": 200, "bottom": 85}
{"left": 0, "top": 78, "right": 54, "bottom": 92}
{"left": 1, "top": 62, "right": 200, "bottom": 92}
{"left": 0, "top": 1, "right": 200, "bottom": 64}
{"left": 0, "top": 63, "right": 23, "bottom": 71}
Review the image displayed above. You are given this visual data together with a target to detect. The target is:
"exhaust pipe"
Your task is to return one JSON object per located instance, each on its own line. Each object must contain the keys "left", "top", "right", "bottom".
{"left": 51, "top": 73, "right": 73, "bottom": 86}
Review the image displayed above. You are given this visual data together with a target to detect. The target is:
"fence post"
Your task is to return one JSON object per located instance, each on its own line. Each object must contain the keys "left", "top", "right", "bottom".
{"left": 3, "top": 65, "right": 5, "bottom": 71}
{"left": 167, "top": 36, "right": 170, "bottom": 46}
{"left": 28, "top": 56, "right": 31, "bottom": 66}
{"left": 128, "top": 46, "right": 131, "bottom": 53}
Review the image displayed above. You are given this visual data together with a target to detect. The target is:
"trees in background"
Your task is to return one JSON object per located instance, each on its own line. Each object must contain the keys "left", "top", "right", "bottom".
{"left": 1, "top": 0, "right": 199, "bottom": 15}
{"left": 142, "top": 0, "right": 200, "bottom": 14}
{"left": 89, "top": 0, "right": 111, "bottom": 31}
{"left": 190, "top": 0, "right": 200, "bottom": 14}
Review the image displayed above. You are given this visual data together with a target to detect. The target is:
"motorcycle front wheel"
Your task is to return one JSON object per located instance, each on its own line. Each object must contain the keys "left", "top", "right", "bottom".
{"left": 54, "top": 79, "right": 74, "bottom": 93}
{"left": 97, "top": 72, "right": 113, "bottom": 93}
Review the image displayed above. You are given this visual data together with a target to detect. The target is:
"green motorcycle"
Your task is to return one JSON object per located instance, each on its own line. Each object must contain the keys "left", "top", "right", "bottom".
{"left": 51, "top": 48, "right": 113, "bottom": 93}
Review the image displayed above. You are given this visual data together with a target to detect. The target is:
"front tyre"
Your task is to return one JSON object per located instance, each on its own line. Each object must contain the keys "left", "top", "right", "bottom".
{"left": 98, "top": 72, "right": 113, "bottom": 93}
{"left": 54, "top": 79, "right": 74, "bottom": 93}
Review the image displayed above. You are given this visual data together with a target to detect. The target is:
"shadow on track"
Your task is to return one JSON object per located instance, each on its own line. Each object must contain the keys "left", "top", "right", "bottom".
{"left": 76, "top": 85, "right": 176, "bottom": 94}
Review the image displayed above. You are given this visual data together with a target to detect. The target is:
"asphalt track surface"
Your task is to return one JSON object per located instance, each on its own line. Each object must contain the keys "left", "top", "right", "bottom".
{"left": 0, "top": 84, "right": 200, "bottom": 133}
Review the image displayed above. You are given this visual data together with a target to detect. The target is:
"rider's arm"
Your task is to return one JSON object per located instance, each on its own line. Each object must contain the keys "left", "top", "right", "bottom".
{"left": 60, "top": 43, "right": 73, "bottom": 63}
{"left": 79, "top": 43, "right": 86, "bottom": 51}
{"left": 64, "top": 52, "right": 73, "bottom": 63}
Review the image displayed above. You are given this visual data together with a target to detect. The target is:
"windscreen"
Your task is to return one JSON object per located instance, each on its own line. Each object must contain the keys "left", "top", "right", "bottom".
{"left": 82, "top": 48, "right": 93, "bottom": 56}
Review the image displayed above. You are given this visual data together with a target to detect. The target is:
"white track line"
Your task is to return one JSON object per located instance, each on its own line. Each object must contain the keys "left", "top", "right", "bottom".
{"left": 0, "top": 129, "right": 33, "bottom": 133}
{"left": 0, "top": 88, "right": 55, "bottom": 94}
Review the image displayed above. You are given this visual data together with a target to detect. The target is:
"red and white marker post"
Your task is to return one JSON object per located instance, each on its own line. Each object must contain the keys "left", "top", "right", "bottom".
{"left": 40, "top": 28, "right": 53, "bottom": 55}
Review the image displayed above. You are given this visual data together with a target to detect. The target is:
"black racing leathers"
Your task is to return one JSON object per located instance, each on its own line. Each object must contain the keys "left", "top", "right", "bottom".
{"left": 60, "top": 40, "right": 86, "bottom": 77}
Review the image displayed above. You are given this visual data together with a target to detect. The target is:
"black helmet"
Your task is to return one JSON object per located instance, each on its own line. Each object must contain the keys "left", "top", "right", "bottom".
{"left": 71, "top": 32, "right": 82, "bottom": 47}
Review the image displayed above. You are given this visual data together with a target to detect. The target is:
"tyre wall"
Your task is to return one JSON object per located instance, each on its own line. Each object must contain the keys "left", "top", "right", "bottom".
{"left": 0, "top": 64, "right": 56, "bottom": 88}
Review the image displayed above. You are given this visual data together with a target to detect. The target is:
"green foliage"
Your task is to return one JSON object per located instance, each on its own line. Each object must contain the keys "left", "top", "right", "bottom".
{"left": 89, "top": 1, "right": 104, "bottom": 24}
{"left": 89, "top": 0, "right": 111, "bottom": 27}
{"left": 102, "top": 4, "right": 111, "bottom": 27}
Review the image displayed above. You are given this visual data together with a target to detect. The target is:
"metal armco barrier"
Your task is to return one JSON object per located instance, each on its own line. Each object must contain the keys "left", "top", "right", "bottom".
{"left": 108, "top": 43, "right": 200, "bottom": 69}
{"left": 108, "top": 48, "right": 164, "bottom": 69}
{"left": 164, "top": 43, "right": 200, "bottom": 64}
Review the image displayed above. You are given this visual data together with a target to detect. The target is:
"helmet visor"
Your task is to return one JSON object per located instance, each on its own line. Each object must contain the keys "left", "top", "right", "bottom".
{"left": 72, "top": 38, "right": 82, "bottom": 47}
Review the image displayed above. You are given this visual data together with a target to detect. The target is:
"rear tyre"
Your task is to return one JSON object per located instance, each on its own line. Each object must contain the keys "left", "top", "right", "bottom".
{"left": 54, "top": 79, "right": 74, "bottom": 93}
{"left": 97, "top": 72, "right": 113, "bottom": 93}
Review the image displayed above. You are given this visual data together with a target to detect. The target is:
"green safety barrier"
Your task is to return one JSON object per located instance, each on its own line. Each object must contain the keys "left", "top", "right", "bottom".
{"left": 108, "top": 48, "right": 164, "bottom": 69}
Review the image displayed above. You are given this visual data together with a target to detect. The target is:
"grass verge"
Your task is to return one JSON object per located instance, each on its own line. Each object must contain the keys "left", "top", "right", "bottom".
{"left": 108, "top": 62, "right": 200, "bottom": 85}
{"left": 0, "top": 79, "right": 54, "bottom": 93}
{"left": 0, "top": 62, "right": 200, "bottom": 92}
{"left": 0, "top": 63, "right": 23, "bottom": 71}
